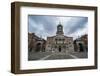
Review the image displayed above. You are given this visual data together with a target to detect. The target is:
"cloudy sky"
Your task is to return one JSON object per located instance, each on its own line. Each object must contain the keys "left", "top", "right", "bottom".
{"left": 28, "top": 15, "right": 88, "bottom": 40}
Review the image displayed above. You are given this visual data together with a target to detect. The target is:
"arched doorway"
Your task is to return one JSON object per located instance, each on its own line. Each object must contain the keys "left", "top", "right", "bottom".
{"left": 35, "top": 43, "right": 41, "bottom": 52}
{"left": 59, "top": 46, "right": 61, "bottom": 52}
{"left": 79, "top": 43, "right": 84, "bottom": 52}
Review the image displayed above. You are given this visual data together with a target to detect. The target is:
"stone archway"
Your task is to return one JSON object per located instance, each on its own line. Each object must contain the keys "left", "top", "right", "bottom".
{"left": 35, "top": 43, "right": 41, "bottom": 52}
{"left": 79, "top": 43, "right": 84, "bottom": 52}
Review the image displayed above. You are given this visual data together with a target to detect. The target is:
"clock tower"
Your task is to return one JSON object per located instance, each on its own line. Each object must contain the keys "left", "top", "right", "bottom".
{"left": 56, "top": 22, "right": 64, "bottom": 35}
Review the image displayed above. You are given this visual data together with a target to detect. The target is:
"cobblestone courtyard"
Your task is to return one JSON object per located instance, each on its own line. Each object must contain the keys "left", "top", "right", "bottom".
{"left": 28, "top": 50, "right": 88, "bottom": 61}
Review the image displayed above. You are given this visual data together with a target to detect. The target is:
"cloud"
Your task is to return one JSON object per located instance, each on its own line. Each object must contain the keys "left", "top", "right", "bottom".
{"left": 28, "top": 15, "right": 88, "bottom": 40}
{"left": 28, "top": 15, "right": 58, "bottom": 36}
{"left": 64, "top": 17, "right": 88, "bottom": 34}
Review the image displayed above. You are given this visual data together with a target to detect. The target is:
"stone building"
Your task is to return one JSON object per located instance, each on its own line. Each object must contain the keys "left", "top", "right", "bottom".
{"left": 73, "top": 34, "right": 88, "bottom": 52}
{"left": 28, "top": 33, "right": 46, "bottom": 52}
{"left": 46, "top": 23, "right": 74, "bottom": 53}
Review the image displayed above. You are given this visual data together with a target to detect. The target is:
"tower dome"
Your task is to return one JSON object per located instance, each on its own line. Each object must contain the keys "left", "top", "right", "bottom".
{"left": 56, "top": 22, "right": 64, "bottom": 35}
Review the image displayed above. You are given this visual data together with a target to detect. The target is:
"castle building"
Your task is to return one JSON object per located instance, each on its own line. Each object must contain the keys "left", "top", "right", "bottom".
{"left": 46, "top": 23, "right": 74, "bottom": 53}
{"left": 74, "top": 34, "right": 88, "bottom": 52}
{"left": 28, "top": 33, "right": 46, "bottom": 52}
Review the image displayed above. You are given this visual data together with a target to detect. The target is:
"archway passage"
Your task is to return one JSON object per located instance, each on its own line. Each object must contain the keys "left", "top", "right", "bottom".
{"left": 35, "top": 43, "right": 41, "bottom": 52}
{"left": 79, "top": 43, "right": 84, "bottom": 52}
{"left": 59, "top": 46, "right": 61, "bottom": 52}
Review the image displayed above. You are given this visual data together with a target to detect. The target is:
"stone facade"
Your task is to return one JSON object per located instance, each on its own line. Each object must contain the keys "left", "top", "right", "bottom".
{"left": 46, "top": 23, "right": 74, "bottom": 53}
{"left": 28, "top": 33, "right": 46, "bottom": 52}
{"left": 74, "top": 34, "right": 88, "bottom": 52}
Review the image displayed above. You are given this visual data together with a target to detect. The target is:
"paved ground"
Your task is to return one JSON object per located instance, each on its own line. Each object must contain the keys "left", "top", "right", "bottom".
{"left": 28, "top": 51, "right": 88, "bottom": 61}
{"left": 28, "top": 52, "right": 52, "bottom": 60}
{"left": 44, "top": 53, "right": 74, "bottom": 60}
{"left": 69, "top": 52, "right": 88, "bottom": 58}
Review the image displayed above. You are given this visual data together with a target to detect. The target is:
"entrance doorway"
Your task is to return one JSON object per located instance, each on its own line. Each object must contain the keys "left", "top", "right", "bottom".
{"left": 59, "top": 46, "right": 61, "bottom": 52}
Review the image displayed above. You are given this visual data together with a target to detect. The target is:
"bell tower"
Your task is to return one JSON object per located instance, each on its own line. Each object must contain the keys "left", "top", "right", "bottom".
{"left": 56, "top": 22, "right": 64, "bottom": 35}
